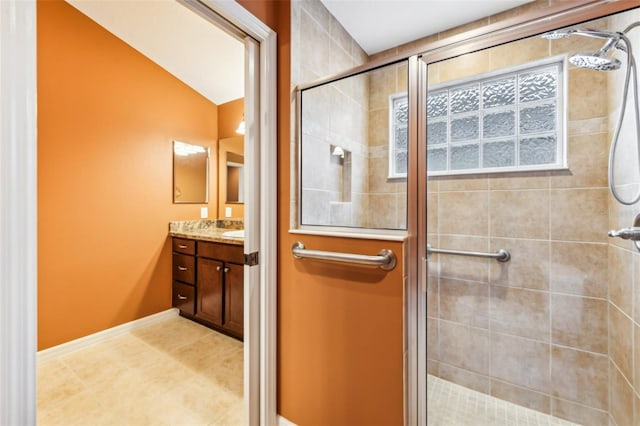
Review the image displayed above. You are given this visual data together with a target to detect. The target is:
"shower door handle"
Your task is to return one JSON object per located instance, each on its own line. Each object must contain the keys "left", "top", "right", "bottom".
{"left": 608, "top": 227, "right": 640, "bottom": 240}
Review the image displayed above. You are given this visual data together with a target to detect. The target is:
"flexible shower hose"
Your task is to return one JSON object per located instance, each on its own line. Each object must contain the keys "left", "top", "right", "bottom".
{"left": 609, "top": 25, "right": 640, "bottom": 205}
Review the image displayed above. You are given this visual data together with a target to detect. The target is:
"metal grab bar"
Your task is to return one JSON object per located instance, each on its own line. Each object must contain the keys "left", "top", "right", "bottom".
{"left": 426, "top": 243, "right": 511, "bottom": 263}
{"left": 291, "top": 242, "right": 397, "bottom": 271}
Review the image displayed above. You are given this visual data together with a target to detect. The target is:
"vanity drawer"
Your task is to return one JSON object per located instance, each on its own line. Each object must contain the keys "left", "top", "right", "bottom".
{"left": 172, "top": 282, "right": 195, "bottom": 315}
{"left": 172, "top": 238, "right": 196, "bottom": 255}
{"left": 172, "top": 253, "right": 195, "bottom": 284}
{"left": 198, "top": 241, "right": 244, "bottom": 264}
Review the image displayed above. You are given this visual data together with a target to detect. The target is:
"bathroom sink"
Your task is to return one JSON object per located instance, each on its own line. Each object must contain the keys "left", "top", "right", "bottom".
{"left": 222, "top": 229, "right": 244, "bottom": 239}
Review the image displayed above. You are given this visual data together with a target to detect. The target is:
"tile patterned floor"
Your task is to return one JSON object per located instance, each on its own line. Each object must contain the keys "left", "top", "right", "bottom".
{"left": 427, "top": 375, "right": 581, "bottom": 426}
{"left": 37, "top": 316, "right": 243, "bottom": 426}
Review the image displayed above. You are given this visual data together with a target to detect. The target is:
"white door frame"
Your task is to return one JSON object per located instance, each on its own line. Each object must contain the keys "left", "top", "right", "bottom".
{"left": 182, "top": 3, "right": 277, "bottom": 425}
{"left": 0, "top": 1, "right": 277, "bottom": 425}
{"left": 0, "top": 1, "right": 37, "bottom": 425}
{"left": 196, "top": 2, "right": 277, "bottom": 425}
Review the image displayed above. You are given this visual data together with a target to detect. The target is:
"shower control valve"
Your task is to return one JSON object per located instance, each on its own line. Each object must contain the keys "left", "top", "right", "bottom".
{"left": 609, "top": 213, "right": 640, "bottom": 253}
{"left": 609, "top": 227, "right": 640, "bottom": 241}
{"left": 608, "top": 227, "right": 640, "bottom": 240}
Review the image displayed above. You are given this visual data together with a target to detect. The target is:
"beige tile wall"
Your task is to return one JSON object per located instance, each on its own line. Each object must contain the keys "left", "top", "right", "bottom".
{"left": 294, "top": 0, "right": 409, "bottom": 229}
{"left": 293, "top": 0, "right": 370, "bottom": 227}
{"left": 421, "top": 10, "right": 613, "bottom": 426}
{"left": 366, "top": 63, "right": 408, "bottom": 228}
{"left": 606, "top": 9, "right": 640, "bottom": 426}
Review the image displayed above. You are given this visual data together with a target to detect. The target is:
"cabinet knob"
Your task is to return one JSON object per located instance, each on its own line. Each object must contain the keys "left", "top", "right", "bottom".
{"left": 178, "top": 266, "right": 188, "bottom": 271}
{"left": 216, "top": 266, "right": 222, "bottom": 271}
{"left": 177, "top": 294, "right": 187, "bottom": 300}
{"left": 224, "top": 267, "right": 230, "bottom": 273}
{"left": 178, "top": 244, "right": 188, "bottom": 249}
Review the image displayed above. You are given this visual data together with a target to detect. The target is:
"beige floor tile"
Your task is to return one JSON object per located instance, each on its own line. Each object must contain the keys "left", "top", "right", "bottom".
{"left": 37, "top": 316, "right": 244, "bottom": 426}
{"left": 101, "top": 333, "right": 155, "bottom": 360}
{"left": 135, "top": 357, "right": 196, "bottom": 397}
{"left": 131, "top": 316, "right": 212, "bottom": 353}
{"left": 201, "top": 348, "right": 244, "bottom": 398}
{"left": 37, "top": 391, "right": 113, "bottom": 426}
{"left": 59, "top": 343, "right": 130, "bottom": 386}
{"left": 169, "top": 376, "right": 243, "bottom": 424}
{"left": 37, "top": 359, "right": 86, "bottom": 410}
{"left": 211, "top": 402, "right": 244, "bottom": 426}
{"left": 169, "top": 332, "right": 241, "bottom": 373}
{"left": 116, "top": 391, "right": 207, "bottom": 426}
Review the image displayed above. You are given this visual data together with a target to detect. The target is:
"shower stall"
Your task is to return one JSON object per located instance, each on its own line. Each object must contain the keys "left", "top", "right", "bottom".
{"left": 295, "top": 2, "right": 640, "bottom": 425}
{"left": 424, "top": 8, "right": 640, "bottom": 426}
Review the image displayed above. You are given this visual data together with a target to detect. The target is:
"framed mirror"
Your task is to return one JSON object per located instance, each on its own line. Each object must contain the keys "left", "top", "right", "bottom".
{"left": 173, "top": 140, "right": 209, "bottom": 204}
{"left": 218, "top": 136, "right": 245, "bottom": 213}
{"left": 226, "top": 151, "right": 244, "bottom": 203}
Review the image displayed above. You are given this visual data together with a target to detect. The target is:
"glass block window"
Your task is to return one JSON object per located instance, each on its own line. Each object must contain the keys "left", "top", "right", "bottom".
{"left": 389, "top": 93, "right": 409, "bottom": 178}
{"left": 423, "top": 57, "right": 565, "bottom": 176}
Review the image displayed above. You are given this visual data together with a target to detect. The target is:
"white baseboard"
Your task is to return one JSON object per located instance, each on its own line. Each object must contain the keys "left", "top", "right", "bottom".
{"left": 278, "top": 415, "right": 297, "bottom": 426}
{"left": 37, "top": 308, "right": 179, "bottom": 362}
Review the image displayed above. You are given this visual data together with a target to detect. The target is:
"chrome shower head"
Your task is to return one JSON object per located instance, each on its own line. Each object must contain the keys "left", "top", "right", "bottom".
{"left": 541, "top": 28, "right": 577, "bottom": 39}
{"left": 542, "top": 27, "right": 622, "bottom": 41}
{"left": 569, "top": 52, "right": 622, "bottom": 71}
{"left": 569, "top": 36, "right": 623, "bottom": 71}
{"left": 543, "top": 27, "right": 626, "bottom": 72}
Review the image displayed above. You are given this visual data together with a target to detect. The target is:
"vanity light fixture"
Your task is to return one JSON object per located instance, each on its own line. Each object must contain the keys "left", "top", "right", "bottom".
{"left": 174, "top": 140, "right": 206, "bottom": 156}
{"left": 236, "top": 115, "right": 245, "bottom": 135}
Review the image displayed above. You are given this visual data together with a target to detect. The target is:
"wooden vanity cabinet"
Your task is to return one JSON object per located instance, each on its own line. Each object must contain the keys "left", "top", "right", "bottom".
{"left": 171, "top": 238, "right": 196, "bottom": 315}
{"left": 171, "top": 237, "right": 244, "bottom": 340}
{"left": 196, "top": 241, "right": 244, "bottom": 340}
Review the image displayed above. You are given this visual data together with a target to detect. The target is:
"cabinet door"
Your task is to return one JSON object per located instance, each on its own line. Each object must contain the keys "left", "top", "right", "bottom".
{"left": 197, "top": 258, "right": 223, "bottom": 326}
{"left": 223, "top": 262, "right": 244, "bottom": 337}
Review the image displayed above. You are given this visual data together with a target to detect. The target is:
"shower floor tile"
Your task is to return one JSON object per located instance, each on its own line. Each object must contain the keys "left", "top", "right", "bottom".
{"left": 428, "top": 375, "right": 581, "bottom": 426}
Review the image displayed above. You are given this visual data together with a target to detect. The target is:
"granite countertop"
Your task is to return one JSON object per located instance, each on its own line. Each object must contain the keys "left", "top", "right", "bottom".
{"left": 169, "top": 219, "right": 244, "bottom": 246}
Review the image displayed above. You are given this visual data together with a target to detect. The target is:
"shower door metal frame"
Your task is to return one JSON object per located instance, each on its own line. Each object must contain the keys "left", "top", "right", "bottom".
{"left": 415, "top": 1, "right": 639, "bottom": 425}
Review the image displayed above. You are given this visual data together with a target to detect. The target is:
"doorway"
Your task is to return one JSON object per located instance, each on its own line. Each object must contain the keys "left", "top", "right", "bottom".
{"left": 0, "top": 1, "right": 276, "bottom": 425}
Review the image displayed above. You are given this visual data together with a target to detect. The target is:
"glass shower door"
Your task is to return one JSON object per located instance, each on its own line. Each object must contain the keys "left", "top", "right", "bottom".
{"left": 422, "top": 9, "right": 629, "bottom": 424}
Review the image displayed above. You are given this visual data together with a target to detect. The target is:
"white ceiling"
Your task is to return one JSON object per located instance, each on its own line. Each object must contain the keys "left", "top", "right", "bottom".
{"left": 66, "top": 0, "right": 534, "bottom": 105}
{"left": 320, "top": 0, "right": 535, "bottom": 55}
{"left": 66, "top": 0, "right": 245, "bottom": 106}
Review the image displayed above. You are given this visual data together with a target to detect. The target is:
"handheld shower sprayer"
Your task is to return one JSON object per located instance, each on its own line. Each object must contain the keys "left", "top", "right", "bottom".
{"left": 542, "top": 23, "right": 640, "bottom": 205}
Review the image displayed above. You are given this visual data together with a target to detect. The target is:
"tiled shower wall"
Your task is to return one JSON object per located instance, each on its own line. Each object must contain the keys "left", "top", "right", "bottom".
{"left": 293, "top": 0, "right": 369, "bottom": 227}
{"left": 293, "top": 0, "right": 408, "bottom": 230}
{"left": 606, "top": 9, "right": 640, "bottom": 426}
{"left": 422, "top": 13, "right": 613, "bottom": 426}
{"left": 366, "top": 64, "right": 408, "bottom": 229}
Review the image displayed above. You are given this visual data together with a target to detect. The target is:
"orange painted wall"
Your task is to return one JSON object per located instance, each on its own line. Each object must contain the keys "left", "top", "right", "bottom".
{"left": 239, "top": 1, "right": 405, "bottom": 424}
{"left": 37, "top": 0, "right": 218, "bottom": 350}
{"left": 218, "top": 98, "right": 244, "bottom": 139}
